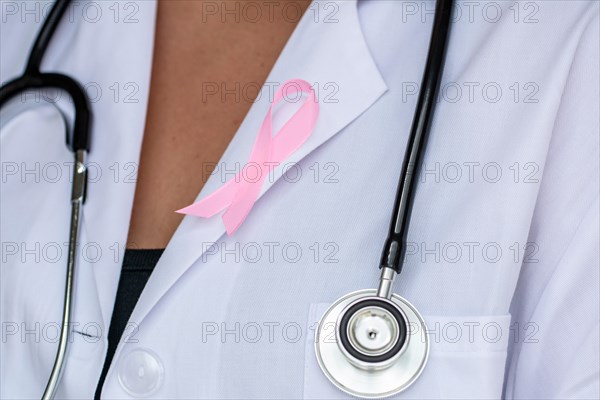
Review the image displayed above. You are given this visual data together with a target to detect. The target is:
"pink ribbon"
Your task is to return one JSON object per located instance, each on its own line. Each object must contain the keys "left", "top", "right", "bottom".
{"left": 176, "top": 79, "right": 319, "bottom": 236}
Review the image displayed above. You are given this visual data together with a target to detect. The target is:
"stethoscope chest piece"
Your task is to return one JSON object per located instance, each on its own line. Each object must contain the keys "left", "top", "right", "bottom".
{"left": 314, "top": 289, "right": 429, "bottom": 398}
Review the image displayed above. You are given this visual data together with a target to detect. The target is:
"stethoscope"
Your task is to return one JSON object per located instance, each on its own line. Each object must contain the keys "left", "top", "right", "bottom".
{"left": 313, "top": 1, "right": 453, "bottom": 397}
{"left": 0, "top": 0, "right": 452, "bottom": 398}
{"left": 0, "top": 0, "right": 89, "bottom": 399}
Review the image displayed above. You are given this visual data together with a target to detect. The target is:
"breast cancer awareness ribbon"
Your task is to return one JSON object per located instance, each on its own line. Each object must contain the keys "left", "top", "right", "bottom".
{"left": 176, "top": 79, "right": 319, "bottom": 236}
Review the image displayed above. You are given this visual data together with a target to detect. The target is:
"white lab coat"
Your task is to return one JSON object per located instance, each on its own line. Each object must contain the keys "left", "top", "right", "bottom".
{"left": 1, "top": 0, "right": 598, "bottom": 399}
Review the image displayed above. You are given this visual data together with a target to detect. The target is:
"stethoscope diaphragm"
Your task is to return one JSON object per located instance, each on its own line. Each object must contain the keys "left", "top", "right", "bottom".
{"left": 314, "top": 289, "right": 429, "bottom": 398}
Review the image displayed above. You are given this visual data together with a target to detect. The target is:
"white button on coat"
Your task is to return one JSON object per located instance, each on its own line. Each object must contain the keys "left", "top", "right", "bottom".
{"left": 118, "top": 349, "right": 164, "bottom": 397}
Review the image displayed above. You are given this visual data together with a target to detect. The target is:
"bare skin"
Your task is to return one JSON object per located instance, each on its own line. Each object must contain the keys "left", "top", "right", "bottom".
{"left": 127, "top": 0, "right": 311, "bottom": 249}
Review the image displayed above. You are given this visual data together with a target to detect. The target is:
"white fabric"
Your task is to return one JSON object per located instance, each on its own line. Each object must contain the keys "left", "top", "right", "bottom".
{"left": 1, "top": 1, "right": 598, "bottom": 399}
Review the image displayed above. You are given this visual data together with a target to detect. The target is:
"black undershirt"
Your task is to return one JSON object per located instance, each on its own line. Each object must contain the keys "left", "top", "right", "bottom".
{"left": 94, "top": 249, "right": 165, "bottom": 399}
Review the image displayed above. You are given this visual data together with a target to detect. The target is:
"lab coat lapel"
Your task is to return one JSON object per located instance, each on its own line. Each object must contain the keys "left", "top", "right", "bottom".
{"left": 126, "top": 0, "right": 387, "bottom": 335}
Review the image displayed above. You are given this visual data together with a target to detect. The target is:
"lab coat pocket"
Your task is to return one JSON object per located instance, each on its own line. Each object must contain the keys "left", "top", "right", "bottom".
{"left": 303, "top": 303, "right": 511, "bottom": 399}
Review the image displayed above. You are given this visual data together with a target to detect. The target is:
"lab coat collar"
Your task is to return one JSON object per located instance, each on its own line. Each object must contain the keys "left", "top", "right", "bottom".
{"left": 125, "top": 0, "right": 387, "bottom": 340}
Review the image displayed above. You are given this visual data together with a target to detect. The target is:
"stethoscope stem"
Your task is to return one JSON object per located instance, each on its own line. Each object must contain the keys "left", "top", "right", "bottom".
{"left": 42, "top": 150, "right": 87, "bottom": 400}
{"left": 376, "top": 267, "right": 396, "bottom": 299}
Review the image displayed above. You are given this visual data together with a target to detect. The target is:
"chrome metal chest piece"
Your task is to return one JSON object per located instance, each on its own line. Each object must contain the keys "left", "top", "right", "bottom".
{"left": 315, "top": 290, "right": 429, "bottom": 398}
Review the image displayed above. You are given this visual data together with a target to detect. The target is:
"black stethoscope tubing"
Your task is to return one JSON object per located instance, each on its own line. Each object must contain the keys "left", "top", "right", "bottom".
{"left": 0, "top": 0, "right": 90, "bottom": 152}
{"left": 380, "top": 0, "right": 453, "bottom": 275}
